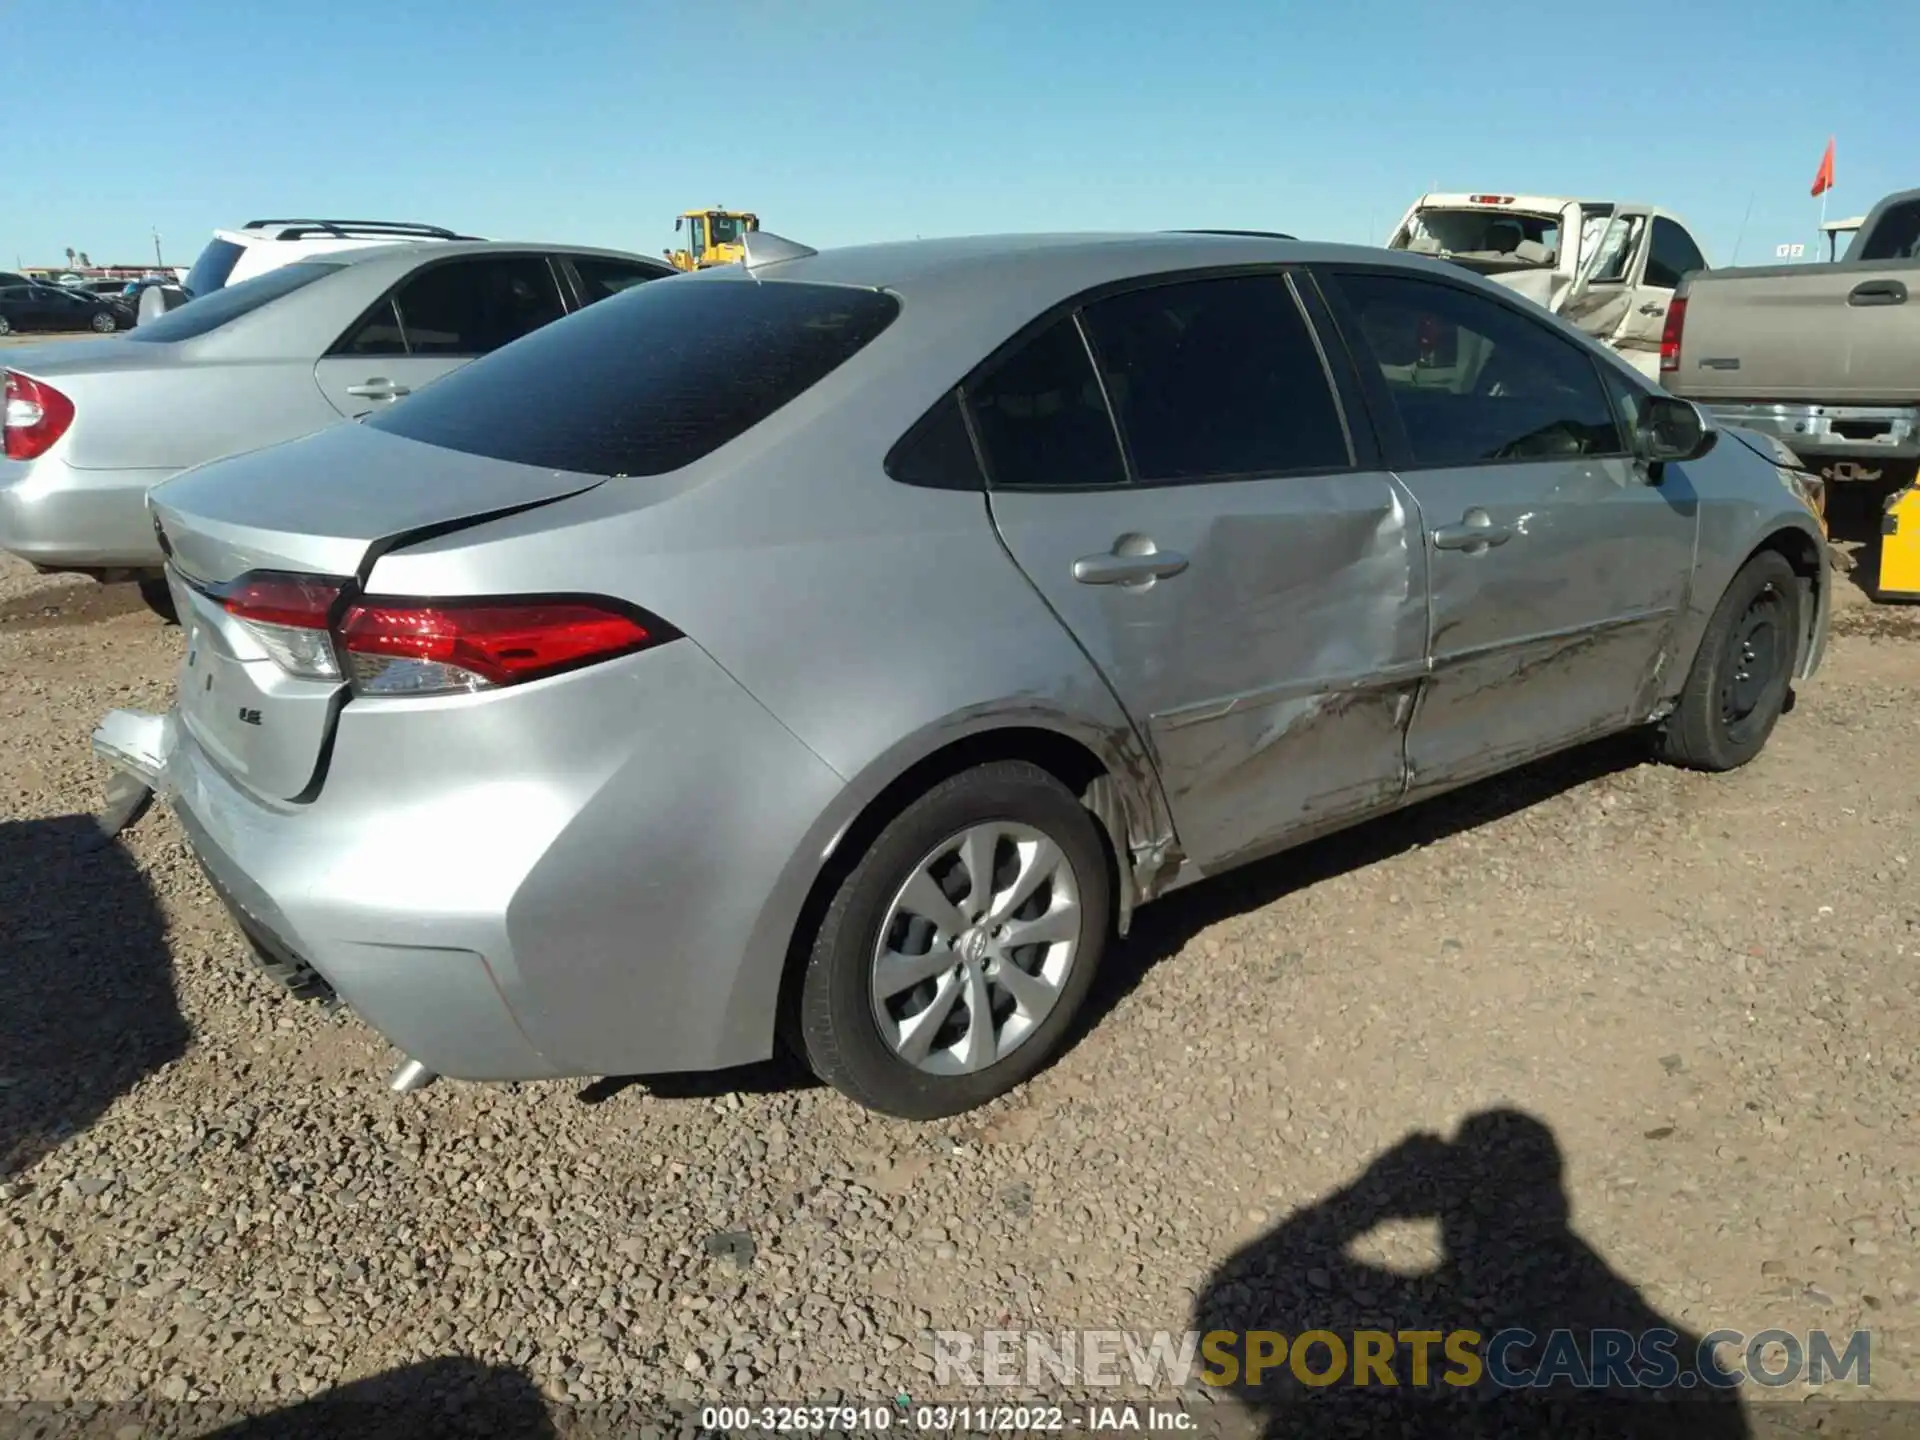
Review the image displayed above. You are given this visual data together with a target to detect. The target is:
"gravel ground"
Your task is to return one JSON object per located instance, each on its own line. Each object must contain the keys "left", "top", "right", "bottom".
{"left": 2, "top": 550, "right": 1918, "bottom": 1438}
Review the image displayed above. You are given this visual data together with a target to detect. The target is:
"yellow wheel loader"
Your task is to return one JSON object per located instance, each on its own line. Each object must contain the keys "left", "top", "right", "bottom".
{"left": 665, "top": 208, "right": 760, "bottom": 271}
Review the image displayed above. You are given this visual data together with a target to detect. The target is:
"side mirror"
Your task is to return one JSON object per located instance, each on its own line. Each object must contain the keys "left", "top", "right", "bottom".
{"left": 1641, "top": 394, "right": 1716, "bottom": 469}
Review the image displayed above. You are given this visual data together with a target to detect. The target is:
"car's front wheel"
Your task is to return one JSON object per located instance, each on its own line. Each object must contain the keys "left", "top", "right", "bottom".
{"left": 1654, "top": 549, "right": 1801, "bottom": 771}
{"left": 796, "top": 760, "right": 1112, "bottom": 1119}
{"left": 90, "top": 311, "right": 117, "bottom": 333}
{"left": 0, "top": 315, "right": 12, "bottom": 336}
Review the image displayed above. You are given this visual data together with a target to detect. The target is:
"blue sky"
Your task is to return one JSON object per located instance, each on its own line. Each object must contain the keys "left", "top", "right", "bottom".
{"left": 5, "top": 0, "right": 1913, "bottom": 271}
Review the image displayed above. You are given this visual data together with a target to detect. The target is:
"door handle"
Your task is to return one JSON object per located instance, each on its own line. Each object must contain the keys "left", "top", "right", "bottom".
{"left": 1072, "top": 536, "right": 1189, "bottom": 586}
{"left": 1432, "top": 509, "right": 1512, "bottom": 552}
{"left": 344, "top": 379, "right": 411, "bottom": 400}
{"left": 1638, "top": 302, "right": 1667, "bottom": 315}
{"left": 1848, "top": 279, "right": 1907, "bottom": 307}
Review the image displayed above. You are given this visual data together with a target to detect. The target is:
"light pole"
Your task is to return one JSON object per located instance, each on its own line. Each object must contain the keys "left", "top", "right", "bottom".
{"left": 152, "top": 228, "right": 164, "bottom": 268}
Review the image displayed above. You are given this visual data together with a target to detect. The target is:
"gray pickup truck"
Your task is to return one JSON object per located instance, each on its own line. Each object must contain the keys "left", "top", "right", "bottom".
{"left": 1664, "top": 188, "right": 1920, "bottom": 486}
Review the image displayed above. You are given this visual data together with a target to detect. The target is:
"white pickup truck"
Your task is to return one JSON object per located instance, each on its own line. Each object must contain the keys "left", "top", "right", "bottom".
{"left": 1386, "top": 193, "right": 1712, "bottom": 381}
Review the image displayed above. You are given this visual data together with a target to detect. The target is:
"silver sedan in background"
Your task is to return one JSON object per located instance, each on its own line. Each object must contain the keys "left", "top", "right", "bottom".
{"left": 0, "top": 240, "right": 673, "bottom": 615}
{"left": 94, "top": 231, "right": 1830, "bottom": 1119}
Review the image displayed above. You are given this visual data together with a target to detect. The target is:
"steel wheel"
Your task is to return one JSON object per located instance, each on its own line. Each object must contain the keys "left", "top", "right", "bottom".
{"left": 870, "top": 821, "right": 1081, "bottom": 1076}
{"left": 1717, "top": 582, "right": 1790, "bottom": 741}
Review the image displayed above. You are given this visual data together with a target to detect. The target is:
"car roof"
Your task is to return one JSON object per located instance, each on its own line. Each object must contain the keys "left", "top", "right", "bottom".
{"left": 676, "top": 231, "right": 1438, "bottom": 302}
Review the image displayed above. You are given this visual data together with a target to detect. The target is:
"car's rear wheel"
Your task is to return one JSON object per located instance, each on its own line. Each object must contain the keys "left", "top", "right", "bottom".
{"left": 0, "top": 315, "right": 12, "bottom": 336}
{"left": 796, "top": 760, "right": 1112, "bottom": 1119}
{"left": 1654, "top": 549, "right": 1801, "bottom": 771}
{"left": 136, "top": 576, "right": 178, "bottom": 624}
{"left": 90, "top": 311, "right": 117, "bottom": 333}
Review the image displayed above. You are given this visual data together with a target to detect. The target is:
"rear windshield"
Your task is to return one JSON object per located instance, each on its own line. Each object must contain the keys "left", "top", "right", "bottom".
{"left": 183, "top": 238, "right": 245, "bottom": 298}
{"left": 1397, "top": 208, "right": 1562, "bottom": 265}
{"left": 128, "top": 262, "right": 343, "bottom": 343}
{"left": 367, "top": 278, "right": 902, "bottom": 476}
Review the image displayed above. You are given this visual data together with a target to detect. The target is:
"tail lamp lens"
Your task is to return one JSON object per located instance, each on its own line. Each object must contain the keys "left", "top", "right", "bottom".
{"left": 208, "top": 571, "right": 674, "bottom": 695}
{"left": 1659, "top": 297, "right": 1687, "bottom": 374}
{"left": 3, "top": 371, "right": 76, "bottom": 461}
{"left": 338, "top": 599, "right": 670, "bottom": 696}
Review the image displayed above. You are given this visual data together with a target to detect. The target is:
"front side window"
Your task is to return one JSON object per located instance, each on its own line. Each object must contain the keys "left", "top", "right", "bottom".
{"left": 1334, "top": 270, "right": 1625, "bottom": 467}
{"left": 963, "top": 317, "right": 1126, "bottom": 490}
{"left": 392, "top": 257, "right": 567, "bottom": 357}
{"left": 708, "top": 215, "right": 744, "bottom": 247}
{"left": 1078, "top": 273, "right": 1349, "bottom": 482}
{"left": 1643, "top": 218, "right": 1708, "bottom": 289}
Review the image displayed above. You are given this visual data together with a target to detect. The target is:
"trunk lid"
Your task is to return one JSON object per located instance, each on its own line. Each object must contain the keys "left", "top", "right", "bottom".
{"left": 151, "top": 421, "right": 608, "bottom": 802}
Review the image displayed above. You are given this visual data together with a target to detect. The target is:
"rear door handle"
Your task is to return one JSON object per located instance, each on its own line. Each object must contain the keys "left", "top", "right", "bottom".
{"left": 1638, "top": 301, "right": 1667, "bottom": 315}
{"left": 1072, "top": 539, "right": 1189, "bottom": 586}
{"left": 344, "top": 379, "right": 411, "bottom": 400}
{"left": 1432, "top": 509, "right": 1513, "bottom": 552}
{"left": 1848, "top": 279, "right": 1907, "bottom": 307}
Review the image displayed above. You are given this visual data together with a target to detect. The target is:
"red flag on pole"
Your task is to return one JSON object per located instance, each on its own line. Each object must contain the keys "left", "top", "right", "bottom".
{"left": 1811, "top": 138, "right": 1835, "bottom": 197}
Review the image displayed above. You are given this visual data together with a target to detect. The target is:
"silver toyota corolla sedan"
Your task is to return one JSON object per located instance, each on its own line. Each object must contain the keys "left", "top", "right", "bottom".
{"left": 93, "top": 231, "right": 1830, "bottom": 1120}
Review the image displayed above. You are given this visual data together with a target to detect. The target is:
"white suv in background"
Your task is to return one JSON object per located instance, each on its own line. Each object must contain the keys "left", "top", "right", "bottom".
{"left": 145, "top": 219, "right": 484, "bottom": 319}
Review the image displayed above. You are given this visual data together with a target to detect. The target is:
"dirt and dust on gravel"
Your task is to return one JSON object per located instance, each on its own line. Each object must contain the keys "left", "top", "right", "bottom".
{"left": 2, "top": 551, "right": 1919, "bottom": 1439}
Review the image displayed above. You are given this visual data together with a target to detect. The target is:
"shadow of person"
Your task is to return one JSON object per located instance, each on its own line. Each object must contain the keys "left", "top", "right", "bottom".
{"left": 1192, "top": 1109, "right": 1750, "bottom": 1439}
{"left": 196, "top": 1356, "right": 557, "bottom": 1439}
{"left": 0, "top": 815, "right": 187, "bottom": 1180}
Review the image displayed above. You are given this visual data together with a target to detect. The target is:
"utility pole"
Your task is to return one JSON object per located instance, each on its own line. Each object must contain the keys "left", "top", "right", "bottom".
{"left": 152, "top": 228, "right": 164, "bottom": 268}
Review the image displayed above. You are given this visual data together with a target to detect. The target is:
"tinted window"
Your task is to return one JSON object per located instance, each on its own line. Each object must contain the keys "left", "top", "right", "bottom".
{"left": 886, "top": 391, "right": 986, "bottom": 491}
{"left": 128, "top": 262, "right": 343, "bottom": 343}
{"left": 1336, "top": 271, "right": 1625, "bottom": 466}
{"left": 393, "top": 257, "right": 567, "bottom": 356}
{"left": 571, "top": 257, "right": 669, "bottom": 303}
{"left": 1857, "top": 199, "right": 1920, "bottom": 262}
{"left": 963, "top": 317, "right": 1126, "bottom": 490}
{"left": 1079, "top": 274, "right": 1348, "bottom": 482}
{"left": 333, "top": 297, "right": 407, "bottom": 357}
{"left": 1644, "top": 218, "right": 1707, "bottom": 289}
{"left": 369, "top": 278, "right": 900, "bottom": 477}
{"left": 183, "top": 238, "right": 245, "bottom": 298}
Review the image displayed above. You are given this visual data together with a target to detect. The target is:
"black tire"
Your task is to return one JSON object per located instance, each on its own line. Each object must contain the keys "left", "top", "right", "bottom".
{"left": 796, "top": 760, "right": 1112, "bottom": 1120}
{"left": 1654, "top": 550, "right": 1801, "bottom": 771}
{"left": 136, "top": 576, "right": 178, "bottom": 624}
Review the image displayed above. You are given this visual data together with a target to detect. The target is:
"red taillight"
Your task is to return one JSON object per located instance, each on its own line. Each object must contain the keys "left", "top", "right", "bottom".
{"left": 217, "top": 572, "right": 347, "bottom": 680}
{"left": 336, "top": 598, "right": 674, "bottom": 696}
{"left": 1468, "top": 194, "right": 1514, "bottom": 206}
{"left": 1660, "top": 297, "right": 1688, "bottom": 374}
{"left": 3, "top": 371, "right": 76, "bottom": 461}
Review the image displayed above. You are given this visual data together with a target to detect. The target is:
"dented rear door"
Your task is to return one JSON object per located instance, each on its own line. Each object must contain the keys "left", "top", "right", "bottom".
{"left": 975, "top": 272, "right": 1429, "bottom": 872}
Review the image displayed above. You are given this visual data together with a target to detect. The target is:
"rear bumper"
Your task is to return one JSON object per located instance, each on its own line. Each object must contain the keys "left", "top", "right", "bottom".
{"left": 0, "top": 456, "right": 173, "bottom": 570}
{"left": 1700, "top": 404, "right": 1920, "bottom": 475}
{"left": 92, "top": 637, "right": 850, "bottom": 1084}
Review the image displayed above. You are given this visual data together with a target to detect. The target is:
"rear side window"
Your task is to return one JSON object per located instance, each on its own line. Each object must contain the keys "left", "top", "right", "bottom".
{"left": 183, "top": 238, "right": 245, "bottom": 298}
{"left": 367, "top": 278, "right": 901, "bottom": 476}
{"left": 127, "top": 262, "right": 344, "bottom": 343}
{"left": 1858, "top": 199, "right": 1920, "bottom": 261}
{"left": 570, "top": 257, "right": 671, "bottom": 303}
{"left": 1079, "top": 274, "right": 1349, "bottom": 482}
{"left": 963, "top": 317, "right": 1126, "bottom": 490}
